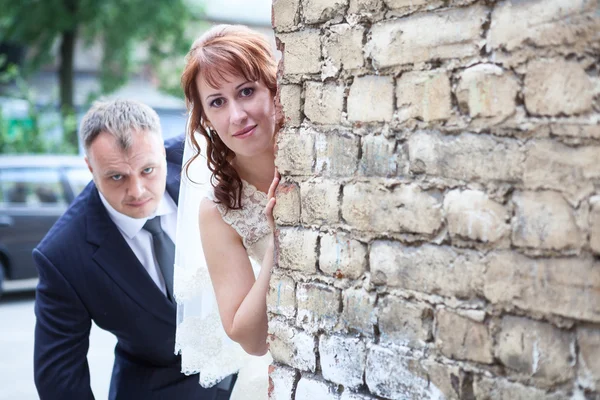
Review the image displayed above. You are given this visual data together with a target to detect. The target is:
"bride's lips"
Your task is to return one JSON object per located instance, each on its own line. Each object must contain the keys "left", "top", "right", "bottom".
{"left": 232, "top": 125, "right": 257, "bottom": 139}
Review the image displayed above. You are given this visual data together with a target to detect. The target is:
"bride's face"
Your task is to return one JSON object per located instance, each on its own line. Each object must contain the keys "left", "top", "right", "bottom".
{"left": 196, "top": 72, "right": 276, "bottom": 158}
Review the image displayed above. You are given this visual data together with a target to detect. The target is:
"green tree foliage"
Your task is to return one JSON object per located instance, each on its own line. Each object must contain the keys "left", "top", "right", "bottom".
{"left": 0, "top": 0, "right": 199, "bottom": 149}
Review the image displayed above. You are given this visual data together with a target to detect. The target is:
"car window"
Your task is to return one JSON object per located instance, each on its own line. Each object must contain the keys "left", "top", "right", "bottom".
{"left": 0, "top": 168, "right": 67, "bottom": 206}
{"left": 64, "top": 167, "right": 92, "bottom": 197}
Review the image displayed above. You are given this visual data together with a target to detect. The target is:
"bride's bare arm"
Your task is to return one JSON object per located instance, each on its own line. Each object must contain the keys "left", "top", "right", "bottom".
{"left": 197, "top": 173, "right": 279, "bottom": 356}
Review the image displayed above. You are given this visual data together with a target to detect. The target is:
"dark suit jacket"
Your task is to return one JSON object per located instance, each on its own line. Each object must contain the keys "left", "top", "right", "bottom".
{"left": 33, "top": 135, "right": 230, "bottom": 400}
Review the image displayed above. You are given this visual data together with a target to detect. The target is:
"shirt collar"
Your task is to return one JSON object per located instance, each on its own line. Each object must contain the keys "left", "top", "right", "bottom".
{"left": 98, "top": 191, "right": 177, "bottom": 240}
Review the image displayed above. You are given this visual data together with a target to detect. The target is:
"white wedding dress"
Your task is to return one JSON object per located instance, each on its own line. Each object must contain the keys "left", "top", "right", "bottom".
{"left": 174, "top": 133, "right": 272, "bottom": 400}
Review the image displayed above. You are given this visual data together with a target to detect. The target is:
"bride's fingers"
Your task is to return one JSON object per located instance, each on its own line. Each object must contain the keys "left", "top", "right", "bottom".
{"left": 267, "top": 176, "right": 280, "bottom": 199}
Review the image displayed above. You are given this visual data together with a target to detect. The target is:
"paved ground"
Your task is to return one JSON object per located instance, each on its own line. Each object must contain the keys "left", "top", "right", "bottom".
{"left": 0, "top": 291, "right": 117, "bottom": 400}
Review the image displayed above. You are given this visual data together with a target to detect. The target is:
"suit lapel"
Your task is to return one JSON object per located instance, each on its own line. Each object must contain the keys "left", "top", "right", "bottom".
{"left": 86, "top": 187, "right": 176, "bottom": 326}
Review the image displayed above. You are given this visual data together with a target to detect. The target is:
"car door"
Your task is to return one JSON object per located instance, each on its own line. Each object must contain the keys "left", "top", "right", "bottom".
{"left": 0, "top": 167, "right": 69, "bottom": 280}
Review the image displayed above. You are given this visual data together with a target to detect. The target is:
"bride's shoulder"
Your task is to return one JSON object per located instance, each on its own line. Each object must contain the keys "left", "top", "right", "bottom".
{"left": 198, "top": 197, "right": 222, "bottom": 224}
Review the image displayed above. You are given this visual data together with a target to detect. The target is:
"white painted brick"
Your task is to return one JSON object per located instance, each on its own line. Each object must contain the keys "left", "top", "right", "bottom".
{"left": 319, "top": 335, "right": 366, "bottom": 388}
{"left": 274, "top": 180, "right": 301, "bottom": 225}
{"left": 359, "top": 134, "right": 399, "bottom": 177}
{"left": 377, "top": 296, "right": 433, "bottom": 347}
{"left": 296, "top": 376, "right": 339, "bottom": 400}
{"left": 578, "top": 325, "right": 600, "bottom": 391}
{"left": 366, "top": 346, "right": 445, "bottom": 399}
{"left": 273, "top": 0, "right": 300, "bottom": 32}
{"left": 268, "top": 320, "right": 317, "bottom": 372}
{"left": 269, "top": 365, "right": 297, "bottom": 400}
{"left": 474, "top": 377, "right": 566, "bottom": 400}
{"left": 302, "top": 0, "right": 348, "bottom": 24}
{"left": 591, "top": 196, "right": 600, "bottom": 255}
{"left": 279, "top": 84, "right": 303, "bottom": 127}
{"left": 341, "top": 288, "right": 376, "bottom": 336}
{"left": 436, "top": 309, "right": 494, "bottom": 364}
{"left": 324, "top": 24, "right": 364, "bottom": 71}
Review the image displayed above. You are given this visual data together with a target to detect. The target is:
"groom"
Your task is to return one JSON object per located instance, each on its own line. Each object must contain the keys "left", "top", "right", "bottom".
{"left": 33, "top": 99, "right": 234, "bottom": 400}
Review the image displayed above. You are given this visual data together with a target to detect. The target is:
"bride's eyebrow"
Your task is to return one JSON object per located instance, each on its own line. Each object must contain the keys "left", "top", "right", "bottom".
{"left": 205, "top": 81, "right": 252, "bottom": 101}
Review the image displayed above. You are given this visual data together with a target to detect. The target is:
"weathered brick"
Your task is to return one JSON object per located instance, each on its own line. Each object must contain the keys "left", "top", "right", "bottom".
{"left": 578, "top": 325, "right": 600, "bottom": 390}
{"left": 370, "top": 242, "right": 484, "bottom": 298}
{"left": 278, "top": 30, "right": 321, "bottom": 75}
{"left": 484, "top": 251, "right": 600, "bottom": 322}
{"left": 269, "top": 365, "right": 298, "bottom": 400}
{"left": 366, "top": 6, "right": 487, "bottom": 67}
{"left": 300, "top": 179, "right": 340, "bottom": 225}
{"left": 319, "top": 232, "right": 367, "bottom": 279}
{"left": 551, "top": 124, "right": 600, "bottom": 139}
{"left": 377, "top": 296, "right": 433, "bottom": 347}
{"left": 342, "top": 183, "right": 443, "bottom": 234}
{"left": 274, "top": 180, "right": 301, "bottom": 225}
{"left": 444, "top": 189, "right": 510, "bottom": 243}
{"left": 273, "top": 0, "right": 300, "bottom": 32}
{"left": 366, "top": 346, "right": 445, "bottom": 399}
{"left": 512, "top": 191, "right": 583, "bottom": 251}
{"left": 324, "top": 24, "right": 364, "bottom": 71}
{"left": 474, "top": 376, "right": 565, "bottom": 400}
{"left": 340, "top": 393, "right": 376, "bottom": 400}
{"left": 276, "top": 129, "right": 314, "bottom": 176}
{"left": 268, "top": 320, "right": 316, "bottom": 372}
{"left": 296, "top": 376, "right": 338, "bottom": 400}
{"left": 315, "top": 131, "right": 359, "bottom": 176}
{"left": 496, "top": 316, "right": 575, "bottom": 383}
{"left": 341, "top": 288, "right": 376, "bottom": 336}
{"left": 408, "top": 131, "right": 524, "bottom": 182}
{"left": 278, "top": 228, "right": 319, "bottom": 273}
{"left": 525, "top": 59, "right": 594, "bottom": 116}
{"left": 591, "top": 196, "right": 600, "bottom": 255}
{"left": 279, "top": 84, "right": 302, "bottom": 127}
{"left": 297, "top": 283, "right": 340, "bottom": 333}
{"left": 487, "top": 0, "right": 600, "bottom": 51}
{"left": 436, "top": 309, "right": 493, "bottom": 364}
{"left": 302, "top": 0, "right": 348, "bottom": 24}
{"left": 267, "top": 274, "right": 296, "bottom": 319}
{"left": 456, "top": 64, "right": 519, "bottom": 119}
{"left": 347, "top": 76, "right": 394, "bottom": 122}
{"left": 358, "top": 134, "right": 399, "bottom": 177}
{"left": 349, "top": 0, "right": 384, "bottom": 14}
{"left": 319, "top": 335, "right": 366, "bottom": 388}
{"left": 304, "top": 82, "right": 345, "bottom": 125}
{"left": 396, "top": 70, "right": 452, "bottom": 123}
{"left": 523, "top": 140, "right": 600, "bottom": 204}
{"left": 420, "top": 360, "right": 463, "bottom": 400}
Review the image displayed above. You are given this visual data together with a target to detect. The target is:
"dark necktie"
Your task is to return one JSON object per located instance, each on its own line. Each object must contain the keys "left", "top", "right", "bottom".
{"left": 143, "top": 216, "right": 175, "bottom": 300}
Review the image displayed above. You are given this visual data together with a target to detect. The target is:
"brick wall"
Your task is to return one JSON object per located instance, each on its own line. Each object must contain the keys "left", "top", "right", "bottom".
{"left": 269, "top": 0, "right": 600, "bottom": 398}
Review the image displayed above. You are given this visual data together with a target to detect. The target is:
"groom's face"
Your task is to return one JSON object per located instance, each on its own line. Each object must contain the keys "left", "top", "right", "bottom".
{"left": 86, "top": 130, "right": 167, "bottom": 219}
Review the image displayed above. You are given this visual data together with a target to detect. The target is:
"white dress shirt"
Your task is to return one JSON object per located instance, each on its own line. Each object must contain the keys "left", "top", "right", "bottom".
{"left": 99, "top": 192, "right": 177, "bottom": 297}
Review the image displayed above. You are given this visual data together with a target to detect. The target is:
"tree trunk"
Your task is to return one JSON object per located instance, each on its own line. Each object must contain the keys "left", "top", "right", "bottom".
{"left": 59, "top": 28, "right": 77, "bottom": 150}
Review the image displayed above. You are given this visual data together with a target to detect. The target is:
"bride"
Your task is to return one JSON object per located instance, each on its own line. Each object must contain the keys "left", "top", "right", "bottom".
{"left": 173, "top": 24, "right": 280, "bottom": 399}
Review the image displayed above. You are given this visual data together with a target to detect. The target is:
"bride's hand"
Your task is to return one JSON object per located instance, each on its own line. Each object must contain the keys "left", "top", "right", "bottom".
{"left": 265, "top": 170, "right": 280, "bottom": 233}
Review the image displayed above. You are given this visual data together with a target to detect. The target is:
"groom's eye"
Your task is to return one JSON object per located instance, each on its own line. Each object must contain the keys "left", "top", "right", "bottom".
{"left": 111, "top": 174, "right": 123, "bottom": 181}
{"left": 142, "top": 167, "right": 154, "bottom": 174}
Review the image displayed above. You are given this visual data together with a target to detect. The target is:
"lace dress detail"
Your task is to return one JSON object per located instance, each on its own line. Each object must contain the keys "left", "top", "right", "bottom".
{"left": 215, "top": 181, "right": 271, "bottom": 265}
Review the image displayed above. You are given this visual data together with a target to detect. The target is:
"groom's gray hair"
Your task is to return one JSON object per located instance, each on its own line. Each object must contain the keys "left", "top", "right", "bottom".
{"left": 79, "top": 99, "right": 162, "bottom": 154}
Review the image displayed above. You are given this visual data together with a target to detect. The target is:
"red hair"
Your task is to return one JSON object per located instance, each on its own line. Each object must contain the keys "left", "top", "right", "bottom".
{"left": 181, "top": 25, "right": 278, "bottom": 210}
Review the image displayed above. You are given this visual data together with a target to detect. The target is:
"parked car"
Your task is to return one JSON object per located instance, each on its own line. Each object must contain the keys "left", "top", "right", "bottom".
{"left": 0, "top": 155, "right": 91, "bottom": 296}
